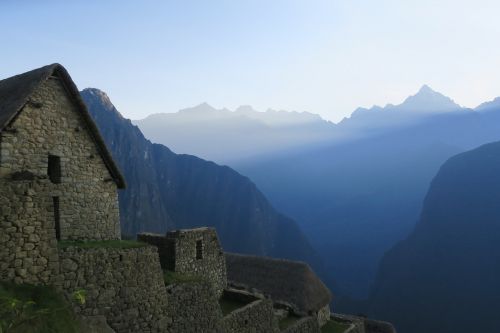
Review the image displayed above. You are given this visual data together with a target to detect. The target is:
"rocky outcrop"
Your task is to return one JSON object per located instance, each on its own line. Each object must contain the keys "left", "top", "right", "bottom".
{"left": 368, "top": 141, "right": 500, "bottom": 333}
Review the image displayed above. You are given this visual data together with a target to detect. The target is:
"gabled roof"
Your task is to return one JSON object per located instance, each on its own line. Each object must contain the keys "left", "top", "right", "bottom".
{"left": 225, "top": 253, "right": 332, "bottom": 313}
{"left": 0, "top": 64, "right": 125, "bottom": 188}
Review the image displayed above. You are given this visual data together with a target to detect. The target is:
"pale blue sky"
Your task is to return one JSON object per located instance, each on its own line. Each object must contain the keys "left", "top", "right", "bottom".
{"left": 1, "top": 0, "right": 499, "bottom": 121}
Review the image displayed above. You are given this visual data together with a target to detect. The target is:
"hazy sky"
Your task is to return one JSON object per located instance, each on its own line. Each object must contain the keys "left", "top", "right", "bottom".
{"left": 1, "top": 0, "right": 500, "bottom": 122}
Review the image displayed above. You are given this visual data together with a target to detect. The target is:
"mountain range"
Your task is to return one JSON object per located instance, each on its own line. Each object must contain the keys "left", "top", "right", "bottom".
{"left": 80, "top": 88, "right": 326, "bottom": 278}
{"left": 83, "top": 85, "right": 500, "bottom": 332}
{"left": 336, "top": 84, "right": 463, "bottom": 133}
{"left": 235, "top": 88, "right": 500, "bottom": 299}
{"left": 134, "top": 86, "right": 500, "bottom": 300}
{"left": 82, "top": 86, "right": 500, "bottom": 333}
{"left": 133, "top": 103, "right": 337, "bottom": 163}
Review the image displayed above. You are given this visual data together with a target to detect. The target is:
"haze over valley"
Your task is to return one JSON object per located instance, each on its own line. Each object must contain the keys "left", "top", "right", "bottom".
{"left": 134, "top": 86, "right": 500, "bottom": 303}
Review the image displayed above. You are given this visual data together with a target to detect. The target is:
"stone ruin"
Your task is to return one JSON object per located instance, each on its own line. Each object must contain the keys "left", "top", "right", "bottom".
{"left": 0, "top": 63, "right": 396, "bottom": 333}
{"left": 138, "top": 227, "right": 226, "bottom": 297}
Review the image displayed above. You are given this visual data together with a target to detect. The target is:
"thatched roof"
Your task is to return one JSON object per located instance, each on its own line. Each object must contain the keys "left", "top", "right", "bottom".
{"left": 0, "top": 64, "right": 125, "bottom": 188}
{"left": 225, "top": 253, "right": 331, "bottom": 313}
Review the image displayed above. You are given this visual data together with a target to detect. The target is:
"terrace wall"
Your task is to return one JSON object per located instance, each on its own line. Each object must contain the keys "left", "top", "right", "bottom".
{"left": 58, "top": 245, "right": 168, "bottom": 333}
{"left": 222, "top": 298, "right": 279, "bottom": 333}
{"left": 165, "top": 280, "right": 224, "bottom": 333}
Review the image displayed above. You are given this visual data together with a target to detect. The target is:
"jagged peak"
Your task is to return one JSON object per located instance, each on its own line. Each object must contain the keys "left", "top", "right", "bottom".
{"left": 82, "top": 88, "right": 112, "bottom": 105}
{"left": 80, "top": 88, "right": 121, "bottom": 118}
{"left": 475, "top": 96, "right": 500, "bottom": 111}
{"left": 400, "top": 84, "right": 461, "bottom": 111}
{"left": 179, "top": 102, "right": 218, "bottom": 113}
{"left": 417, "top": 84, "right": 435, "bottom": 94}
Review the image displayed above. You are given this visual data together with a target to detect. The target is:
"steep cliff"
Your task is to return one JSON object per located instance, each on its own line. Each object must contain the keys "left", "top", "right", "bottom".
{"left": 368, "top": 141, "right": 500, "bottom": 333}
{"left": 81, "top": 88, "right": 322, "bottom": 267}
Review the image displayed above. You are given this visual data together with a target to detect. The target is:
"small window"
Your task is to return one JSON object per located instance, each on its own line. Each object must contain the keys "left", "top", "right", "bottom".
{"left": 48, "top": 155, "right": 61, "bottom": 183}
{"left": 196, "top": 240, "right": 203, "bottom": 260}
{"left": 53, "top": 197, "right": 61, "bottom": 240}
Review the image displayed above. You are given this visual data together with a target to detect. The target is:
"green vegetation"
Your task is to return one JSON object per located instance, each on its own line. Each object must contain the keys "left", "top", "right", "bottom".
{"left": 0, "top": 281, "right": 82, "bottom": 333}
{"left": 321, "top": 319, "right": 351, "bottom": 333}
{"left": 278, "top": 314, "right": 301, "bottom": 330}
{"left": 163, "top": 270, "right": 202, "bottom": 286}
{"left": 218, "top": 297, "right": 249, "bottom": 316}
{"left": 58, "top": 239, "right": 147, "bottom": 249}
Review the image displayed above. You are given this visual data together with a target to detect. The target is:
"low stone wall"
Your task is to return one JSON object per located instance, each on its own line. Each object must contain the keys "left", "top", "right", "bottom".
{"left": 331, "top": 313, "right": 365, "bottom": 333}
{"left": 59, "top": 245, "right": 168, "bottom": 333}
{"left": 329, "top": 314, "right": 397, "bottom": 333}
{"left": 281, "top": 316, "right": 320, "bottom": 333}
{"left": 222, "top": 298, "right": 279, "bottom": 333}
{"left": 223, "top": 287, "right": 261, "bottom": 304}
{"left": 165, "top": 280, "right": 224, "bottom": 333}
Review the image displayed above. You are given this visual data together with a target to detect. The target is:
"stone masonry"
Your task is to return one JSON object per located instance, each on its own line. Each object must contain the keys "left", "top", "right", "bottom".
{"left": 138, "top": 227, "right": 227, "bottom": 297}
{"left": 0, "top": 77, "right": 120, "bottom": 241}
{"left": 59, "top": 245, "right": 168, "bottom": 333}
{"left": 0, "top": 181, "right": 60, "bottom": 284}
{"left": 0, "top": 75, "right": 121, "bottom": 285}
{"left": 165, "top": 280, "right": 224, "bottom": 333}
{"left": 222, "top": 298, "right": 279, "bottom": 333}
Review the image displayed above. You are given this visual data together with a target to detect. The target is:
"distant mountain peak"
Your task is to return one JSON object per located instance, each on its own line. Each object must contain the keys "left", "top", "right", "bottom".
{"left": 417, "top": 84, "right": 434, "bottom": 94}
{"left": 399, "top": 85, "right": 461, "bottom": 112}
{"left": 179, "top": 102, "right": 218, "bottom": 114}
{"left": 235, "top": 105, "right": 258, "bottom": 114}
{"left": 475, "top": 96, "right": 500, "bottom": 112}
{"left": 82, "top": 88, "right": 113, "bottom": 107}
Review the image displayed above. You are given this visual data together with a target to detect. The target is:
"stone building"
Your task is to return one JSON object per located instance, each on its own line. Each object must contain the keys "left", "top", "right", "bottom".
{"left": 0, "top": 63, "right": 126, "bottom": 285}
{"left": 0, "top": 64, "right": 169, "bottom": 333}
{"left": 225, "top": 252, "right": 332, "bottom": 327}
{"left": 138, "top": 227, "right": 227, "bottom": 296}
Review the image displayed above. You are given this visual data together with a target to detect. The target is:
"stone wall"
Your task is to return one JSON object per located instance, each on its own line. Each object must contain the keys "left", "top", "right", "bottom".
{"left": 222, "top": 298, "right": 279, "bottom": 333}
{"left": 59, "top": 245, "right": 168, "bottom": 333}
{"left": 282, "top": 316, "right": 320, "bottom": 333}
{"left": 136, "top": 233, "right": 175, "bottom": 271}
{"left": 0, "top": 77, "right": 120, "bottom": 241}
{"left": 0, "top": 180, "right": 60, "bottom": 284}
{"left": 139, "top": 228, "right": 226, "bottom": 296}
{"left": 331, "top": 313, "right": 366, "bottom": 333}
{"left": 317, "top": 304, "right": 331, "bottom": 327}
{"left": 165, "top": 280, "right": 224, "bottom": 333}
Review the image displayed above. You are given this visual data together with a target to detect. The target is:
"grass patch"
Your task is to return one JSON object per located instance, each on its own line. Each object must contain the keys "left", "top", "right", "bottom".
{"left": 219, "top": 297, "right": 249, "bottom": 316}
{"left": 321, "top": 319, "right": 351, "bottom": 333}
{"left": 58, "top": 239, "right": 147, "bottom": 249}
{"left": 0, "top": 281, "right": 82, "bottom": 333}
{"left": 278, "top": 314, "right": 301, "bottom": 330}
{"left": 163, "top": 270, "right": 202, "bottom": 286}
